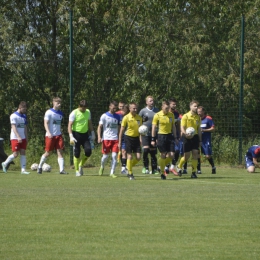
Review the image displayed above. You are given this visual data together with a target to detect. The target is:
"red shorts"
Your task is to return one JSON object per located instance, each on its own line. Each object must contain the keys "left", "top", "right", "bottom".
{"left": 11, "top": 139, "right": 27, "bottom": 152}
{"left": 102, "top": 140, "right": 119, "bottom": 154}
{"left": 45, "top": 135, "right": 64, "bottom": 152}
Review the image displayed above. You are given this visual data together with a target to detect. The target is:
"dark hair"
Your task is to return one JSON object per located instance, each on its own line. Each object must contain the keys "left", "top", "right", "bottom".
{"left": 169, "top": 98, "right": 177, "bottom": 103}
{"left": 79, "top": 100, "right": 88, "bottom": 107}
{"left": 19, "top": 101, "right": 27, "bottom": 108}
{"left": 162, "top": 100, "right": 169, "bottom": 106}
{"left": 197, "top": 106, "right": 206, "bottom": 113}
{"left": 190, "top": 100, "right": 199, "bottom": 106}
{"left": 110, "top": 100, "right": 118, "bottom": 106}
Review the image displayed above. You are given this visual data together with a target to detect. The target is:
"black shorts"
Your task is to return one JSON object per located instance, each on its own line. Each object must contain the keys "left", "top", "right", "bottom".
{"left": 125, "top": 136, "right": 141, "bottom": 154}
{"left": 182, "top": 134, "right": 200, "bottom": 153}
{"left": 157, "top": 134, "right": 175, "bottom": 153}
{"left": 141, "top": 135, "right": 157, "bottom": 149}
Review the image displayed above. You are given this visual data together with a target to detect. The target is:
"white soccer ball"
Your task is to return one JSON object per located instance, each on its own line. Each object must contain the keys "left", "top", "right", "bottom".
{"left": 138, "top": 125, "right": 148, "bottom": 135}
{"left": 186, "top": 127, "right": 195, "bottom": 136}
{"left": 42, "top": 163, "right": 51, "bottom": 172}
{"left": 30, "top": 163, "right": 39, "bottom": 171}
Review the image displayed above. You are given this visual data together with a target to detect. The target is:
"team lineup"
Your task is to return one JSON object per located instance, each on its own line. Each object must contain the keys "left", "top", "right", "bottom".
{"left": 1, "top": 96, "right": 257, "bottom": 177}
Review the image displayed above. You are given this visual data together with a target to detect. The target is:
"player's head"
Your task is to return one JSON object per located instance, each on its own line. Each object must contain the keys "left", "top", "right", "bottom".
{"left": 190, "top": 100, "right": 199, "bottom": 114}
{"left": 255, "top": 147, "right": 260, "bottom": 155}
{"left": 122, "top": 104, "right": 129, "bottom": 115}
{"left": 118, "top": 101, "right": 125, "bottom": 111}
{"left": 78, "top": 100, "right": 88, "bottom": 112}
{"left": 161, "top": 100, "right": 170, "bottom": 114}
{"left": 146, "top": 96, "right": 154, "bottom": 108}
{"left": 129, "top": 102, "right": 138, "bottom": 115}
{"left": 109, "top": 100, "right": 118, "bottom": 114}
{"left": 169, "top": 98, "right": 177, "bottom": 111}
{"left": 18, "top": 101, "right": 27, "bottom": 113}
{"left": 197, "top": 106, "right": 206, "bottom": 118}
{"left": 53, "top": 97, "right": 62, "bottom": 110}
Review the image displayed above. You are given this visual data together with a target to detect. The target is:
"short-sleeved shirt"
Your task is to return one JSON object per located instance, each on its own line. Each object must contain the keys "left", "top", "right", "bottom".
{"left": 121, "top": 113, "right": 142, "bottom": 137}
{"left": 201, "top": 115, "right": 215, "bottom": 143}
{"left": 10, "top": 112, "right": 28, "bottom": 140}
{"left": 245, "top": 145, "right": 260, "bottom": 160}
{"left": 181, "top": 111, "right": 201, "bottom": 135}
{"left": 69, "top": 109, "right": 91, "bottom": 134}
{"left": 139, "top": 107, "right": 159, "bottom": 136}
{"left": 99, "top": 112, "right": 121, "bottom": 140}
{"left": 44, "top": 108, "right": 64, "bottom": 136}
{"left": 152, "top": 111, "right": 175, "bottom": 135}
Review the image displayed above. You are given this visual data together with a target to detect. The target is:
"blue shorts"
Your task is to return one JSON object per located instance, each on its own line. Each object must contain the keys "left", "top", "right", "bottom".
{"left": 121, "top": 141, "right": 126, "bottom": 150}
{"left": 175, "top": 139, "right": 182, "bottom": 153}
{"left": 201, "top": 141, "right": 212, "bottom": 156}
{"left": 245, "top": 156, "right": 254, "bottom": 168}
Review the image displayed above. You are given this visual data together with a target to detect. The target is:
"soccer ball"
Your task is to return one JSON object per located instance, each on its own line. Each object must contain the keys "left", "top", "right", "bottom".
{"left": 42, "top": 163, "right": 51, "bottom": 172}
{"left": 30, "top": 163, "right": 39, "bottom": 171}
{"left": 138, "top": 125, "right": 148, "bottom": 135}
{"left": 186, "top": 127, "right": 195, "bottom": 136}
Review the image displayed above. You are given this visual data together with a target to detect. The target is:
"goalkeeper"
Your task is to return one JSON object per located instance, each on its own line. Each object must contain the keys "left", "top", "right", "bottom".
{"left": 68, "top": 100, "right": 95, "bottom": 177}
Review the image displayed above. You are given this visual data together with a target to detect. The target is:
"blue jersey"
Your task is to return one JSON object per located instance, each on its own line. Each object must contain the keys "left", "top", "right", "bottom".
{"left": 200, "top": 115, "right": 214, "bottom": 143}
{"left": 246, "top": 145, "right": 260, "bottom": 160}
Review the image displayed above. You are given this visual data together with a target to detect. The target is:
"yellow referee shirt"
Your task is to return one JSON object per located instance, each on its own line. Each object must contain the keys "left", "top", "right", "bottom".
{"left": 181, "top": 111, "right": 201, "bottom": 134}
{"left": 121, "top": 113, "right": 142, "bottom": 137}
{"left": 152, "top": 111, "right": 174, "bottom": 134}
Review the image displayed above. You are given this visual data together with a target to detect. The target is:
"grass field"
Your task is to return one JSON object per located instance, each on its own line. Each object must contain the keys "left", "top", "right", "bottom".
{"left": 1, "top": 165, "right": 260, "bottom": 260}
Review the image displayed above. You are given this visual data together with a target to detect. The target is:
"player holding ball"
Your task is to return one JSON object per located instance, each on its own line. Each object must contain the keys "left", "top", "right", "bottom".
{"left": 177, "top": 100, "right": 202, "bottom": 178}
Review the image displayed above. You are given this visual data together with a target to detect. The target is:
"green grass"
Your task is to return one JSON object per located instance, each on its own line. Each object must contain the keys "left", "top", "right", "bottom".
{"left": 1, "top": 166, "right": 260, "bottom": 260}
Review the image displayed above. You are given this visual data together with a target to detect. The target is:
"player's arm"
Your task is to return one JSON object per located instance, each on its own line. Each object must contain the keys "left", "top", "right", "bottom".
{"left": 11, "top": 124, "right": 22, "bottom": 143}
{"left": 118, "top": 125, "right": 125, "bottom": 148}
{"left": 253, "top": 157, "right": 260, "bottom": 168}
{"left": 68, "top": 120, "right": 77, "bottom": 145}
{"left": 151, "top": 114, "right": 158, "bottom": 146}
{"left": 44, "top": 119, "right": 52, "bottom": 138}
{"left": 97, "top": 124, "right": 103, "bottom": 143}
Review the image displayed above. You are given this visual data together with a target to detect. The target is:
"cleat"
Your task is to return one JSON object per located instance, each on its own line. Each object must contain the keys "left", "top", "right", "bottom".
{"left": 79, "top": 166, "right": 83, "bottom": 176}
{"left": 142, "top": 167, "right": 146, "bottom": 174}
{"left": 60, "top": 170, "right": 68, "bottom": 174}
{"left": 152, "top": 170, "right": 160, "bottom": 175}
{"left": 145, "top": 169, "right": 149, "bottom": 174}
{"left": 197, "top": 170, "right": 202, "bottom": 174}
{"left": 121, "top": 168, "right": 128, "bottom": 175}
{"left": 182, "top": 169, "right": 187, "bottom": 174}
{"left": 37, "top": 168, "right": 42, "bottom": 174}
{"left": 164, "top": 167, "right": 169, "bottom": 176}
{"left": 212, "top": 167, "right": 216, "bottom": 174}
{"left": 191, "top": 172, "right": 198, "bottom": 178}
{"left": 110, "top": 174, "right": 117, "bottom": 178}
{"left": 21, "top": 171, "right": 30, "bottom": 175}
{"left": 99, "top": 167, "right": 104, "bottom": 176}
{"left": 76, "top": 171, "right": 81, "bottom": 177}
{"left": 127, "top": 174, "right": 135, "bottom": 180}
{"left": 176, "top": 166, "right": 182, "bottom": 177}
{"left": 169, "top": 167, "right": 179, "bottom": 176}
{"left": 161, "top": 173, "right": 166, "bottom": 180}
{"left": 2, "top": 162, "right": 7, "bottom": 173}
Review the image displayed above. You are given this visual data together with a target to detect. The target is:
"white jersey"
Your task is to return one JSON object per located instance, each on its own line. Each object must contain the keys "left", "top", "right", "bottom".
{"left": 99, "top": 112, "right": 121, "bottom": 140}
{"left": 10, "top": 112, "right": 28, "bottom": 140}
{"left": 44, "top": 108, "right": 64, "bottom": 136}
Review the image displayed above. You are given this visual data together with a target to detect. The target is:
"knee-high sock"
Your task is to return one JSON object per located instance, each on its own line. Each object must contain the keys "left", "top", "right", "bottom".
{"left": 39, "top": 155, "right": 47, "bottom": 168}
{"left": 20, "top": 155, "right": 26, "bottom": 171}
{"left": 111, "top": 152, "right": 117, "bottom": 174}
{"left": 150, "top": 150, "right": 157, "bottom": 171}
{"left": 127, "top": 159, "right": 133, "bottom": 174}
{"left": 208, "top": 157, "right": 215, "bottom": 167}
{"left": 121, "top": 158, "right": 126, "bottom": 168}
{"left": 132, "top": 158, "right": 139, "bottom": 167}
{"left": 165, "top": 157, "right": 172, "bottom": 166}
{"left": 160, "top": 158, "right": 166, "bottom": 173}
{"left": 173, "top": 151, "right": 180, "bottom": 165}
{"left": 197, "top": 158, "right": 201, "bottom": 171}
{"left": 58, "top": 158, "right": 64, "bottom": 172}
{"left": 74, "top": 156, "right": 80, "bottom": 171}
{"left": 4, "top": 154, "right": 15, "bottom": 166}
{"left": 101, "top": 154, "right": 109, "bottom": 168}
{"left": 192, "top": 159, "right": 198, "bottom": 173}
{"left": 178, "top": 157, "right": 186, "bottom": 169}
{"left": 183, "top": 162, "right": 187, "bottom": 170}
{"left": 142, "top": 149, "right": 149, "bottom": 169}
{"left": 79, "top": 155, "right": 88, "bottom": 167}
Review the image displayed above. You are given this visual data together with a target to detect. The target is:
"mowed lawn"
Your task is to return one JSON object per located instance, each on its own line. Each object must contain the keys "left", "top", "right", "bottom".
{"left": 0, "top": 166, "right": 260, "bottom": 260}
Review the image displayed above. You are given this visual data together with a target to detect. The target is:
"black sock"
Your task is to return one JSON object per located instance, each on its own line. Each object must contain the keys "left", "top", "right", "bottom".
{"left": 208, "top": 157, "right": 215, "bottom": 167}
{"left": 122, "top": 158, "right": 126, "bottom": 167}
{"left": 197, "top": 158, "right": 201, "bottom": 171}
{"left": 184, "top": 162, "right": 187, "bottom": 170}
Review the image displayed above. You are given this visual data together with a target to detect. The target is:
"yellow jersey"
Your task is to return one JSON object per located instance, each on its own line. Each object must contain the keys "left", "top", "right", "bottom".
{"left": 181, "top": 111, "right": 201, "bottom": 134}
{"left": 121, "top": 113, "right": 142, "bottom": 137}
{"left": 152, "top": 111, "right": 174, "bottom": 134}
